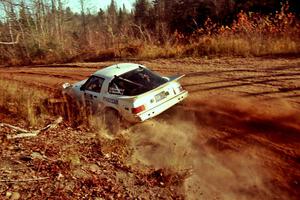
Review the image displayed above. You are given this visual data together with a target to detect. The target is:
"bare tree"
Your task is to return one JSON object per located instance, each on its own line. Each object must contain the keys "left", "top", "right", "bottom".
{"left": 0, "top": 0, "right": 19, "bottom": 44}
{"left": 79, "top": 0, "right": 87, "bottom": 43}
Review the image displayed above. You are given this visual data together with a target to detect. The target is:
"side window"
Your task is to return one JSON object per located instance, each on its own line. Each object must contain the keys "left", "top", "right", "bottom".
{"left": 84, "top": 76, "right": 104, "bottom": 93}
{"left": 108, "top": 79, "right": 125, "bottom": 95}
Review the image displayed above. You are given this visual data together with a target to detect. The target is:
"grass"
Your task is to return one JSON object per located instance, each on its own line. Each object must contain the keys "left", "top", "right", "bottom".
{"left": 0, "top": 78, "right": 117, "bottom": 132}
{"left": 0, "top": 79, "right": 49, "bottom": 126}
{"left": 114, "top": 33, "right": 299, "bottom": 60}
{"left": 180, "top": 34, "right": 299, "bottom": 57}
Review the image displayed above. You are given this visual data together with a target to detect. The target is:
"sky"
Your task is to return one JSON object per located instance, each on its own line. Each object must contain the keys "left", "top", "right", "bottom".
{"left": 66, "top": 0, "right": 135, "bottom": 13}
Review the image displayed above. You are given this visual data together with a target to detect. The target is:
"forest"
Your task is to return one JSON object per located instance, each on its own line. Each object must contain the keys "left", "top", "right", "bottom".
{"left": 0, "top": 0, "right": 299, "bottom": 65}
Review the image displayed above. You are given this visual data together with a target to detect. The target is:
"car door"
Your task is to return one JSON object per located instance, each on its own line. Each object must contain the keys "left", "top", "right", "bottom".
{"left": 81, "top": 76, "right": 105, "bottom": 110}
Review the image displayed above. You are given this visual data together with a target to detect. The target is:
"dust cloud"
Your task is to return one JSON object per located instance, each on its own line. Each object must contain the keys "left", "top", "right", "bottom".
{"left": 125, "top": 96, "right": 299, "bottom": 199}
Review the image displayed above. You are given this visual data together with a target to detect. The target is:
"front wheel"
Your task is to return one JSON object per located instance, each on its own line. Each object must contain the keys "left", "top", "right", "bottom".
{"left": 104, "top": 108, "right": 120, "bottom": 134}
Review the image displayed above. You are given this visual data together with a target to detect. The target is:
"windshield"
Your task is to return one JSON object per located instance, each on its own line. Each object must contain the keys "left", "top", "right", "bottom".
{"left": 108, "top": 67, "right": 168, "bottom": 96}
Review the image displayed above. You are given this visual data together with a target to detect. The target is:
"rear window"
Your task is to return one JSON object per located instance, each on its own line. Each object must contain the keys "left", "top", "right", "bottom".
{"left": 108, "top": 67, "right": 168, "bottom": 96}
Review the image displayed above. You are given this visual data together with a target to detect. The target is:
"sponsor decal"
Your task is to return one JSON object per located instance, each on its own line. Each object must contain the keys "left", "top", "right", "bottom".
{"left": 109, "top": 87, "right": 125, "bottom": 95}
{"left": 103, "top": 97, "right": 118, "bottom": 105}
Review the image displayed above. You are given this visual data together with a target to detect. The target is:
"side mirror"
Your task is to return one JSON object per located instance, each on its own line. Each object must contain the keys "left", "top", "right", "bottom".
{"left": 80, "top": 85, "right": 85, "bottom": 91}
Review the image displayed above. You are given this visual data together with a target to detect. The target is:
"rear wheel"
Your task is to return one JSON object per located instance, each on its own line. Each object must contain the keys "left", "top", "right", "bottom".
{"left": 104, "top": 108, "right": 120, "bottom": 134}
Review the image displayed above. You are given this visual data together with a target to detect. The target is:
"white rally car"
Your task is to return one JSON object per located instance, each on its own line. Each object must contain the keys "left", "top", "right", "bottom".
{"left": 63, "top": 63, "right": 188, "bottom": 131}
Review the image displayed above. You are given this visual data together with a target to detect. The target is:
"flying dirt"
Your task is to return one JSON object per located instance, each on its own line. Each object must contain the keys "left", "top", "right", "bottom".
{"left": 128, "top": 96, "right": 300, "bottom": 199}
{"left": 0, "top": 57, "right": 299, "bottom": 199}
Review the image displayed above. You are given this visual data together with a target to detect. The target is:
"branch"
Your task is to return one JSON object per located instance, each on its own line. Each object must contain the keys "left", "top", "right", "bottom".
{"left": 7, "top": 132, "right": 40, "bottom": 139}
{"left": 131, "top": 23, "right": 148, "bottom": 42}
{"left": 0, "top": 33, "right": 20, "bottom": 45}
{"left": 0, "top": 122, "right": 28, "bottom": 133}
{"left": 1, "top": 116, "right": 63, "bottom": 139}
{"left": 0, "top": 0, "right": 22, "bottom": 7}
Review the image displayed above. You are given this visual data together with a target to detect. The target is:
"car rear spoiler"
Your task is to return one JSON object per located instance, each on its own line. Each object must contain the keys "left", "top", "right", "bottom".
{"left": 168, "top": 74, "right": 185, "bottom": 82}
{"left": 118, "top": 74, "right": 185, "bottom": 100}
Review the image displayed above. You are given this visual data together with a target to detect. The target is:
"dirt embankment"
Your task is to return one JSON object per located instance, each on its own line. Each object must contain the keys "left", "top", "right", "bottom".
{"left": 0, "top": 57, "right": 300, "bottom": 199}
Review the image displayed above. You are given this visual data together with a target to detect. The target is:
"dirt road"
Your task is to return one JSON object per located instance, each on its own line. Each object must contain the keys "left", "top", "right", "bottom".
{"left": 0, "top": 57, "right": 299, "bottom": 199}
{"left": 1, "top": 58, "right": 300, "bottom": 104}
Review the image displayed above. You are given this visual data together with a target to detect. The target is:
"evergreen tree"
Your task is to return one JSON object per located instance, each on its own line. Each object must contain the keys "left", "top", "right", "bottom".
{"left": 133, "top": 0, "right": 150, "bottom": 27}
{"left": 117, "top": 7, "right": 125, "bottom": 29}
{"left": 107, "top": 0, "right": 117, "bottom": 32}
{"left": 97, "top": 8, "right": 106, "bottom": 27}
{"left": 65, "top": 7, "right": 73, "bottom": 21}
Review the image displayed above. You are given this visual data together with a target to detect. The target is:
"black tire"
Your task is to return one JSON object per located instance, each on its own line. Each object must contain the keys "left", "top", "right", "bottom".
{"left": 104, "top": 108, "right": 120, "bottom": 134}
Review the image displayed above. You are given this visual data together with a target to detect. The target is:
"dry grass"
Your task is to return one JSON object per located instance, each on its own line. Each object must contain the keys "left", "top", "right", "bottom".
{"left": 0, "top": 79, "right": 49, "bottom": 126}
{"left": 123, "top": 33, "right": 299, "bottom": 60}
{"left": 137, "top": 44, "right": 183, "bottom": 59}
{"left": 180, "top": 35, "right": 299, "bottom": 57}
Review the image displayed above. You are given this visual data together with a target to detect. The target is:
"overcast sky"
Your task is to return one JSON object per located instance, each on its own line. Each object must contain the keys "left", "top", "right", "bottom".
{"left": 66, "top": 0, "right": 135, "bottom": 13}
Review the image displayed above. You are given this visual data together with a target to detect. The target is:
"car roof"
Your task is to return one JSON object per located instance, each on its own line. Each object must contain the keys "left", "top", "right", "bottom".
{"left": 93, "top": 63, "right": 143, "bottom": 79}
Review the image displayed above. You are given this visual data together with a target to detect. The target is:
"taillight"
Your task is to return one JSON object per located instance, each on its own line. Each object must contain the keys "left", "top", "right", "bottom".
{"left": 132, "top": 105, "right": 145, "bottom": 114}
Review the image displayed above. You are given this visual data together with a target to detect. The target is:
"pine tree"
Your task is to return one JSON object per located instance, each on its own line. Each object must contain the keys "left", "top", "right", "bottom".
{"left": 97, "top": 8, "right": 106, "bottom": 28}
{"left": 133, "top": 0, "right": 150, "bottom": 27}
{"left": 117, "top": 7, "right": 124, "bottom": 29}
{"left": 107, "top": 0, "right": 117, "bottom": 32}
